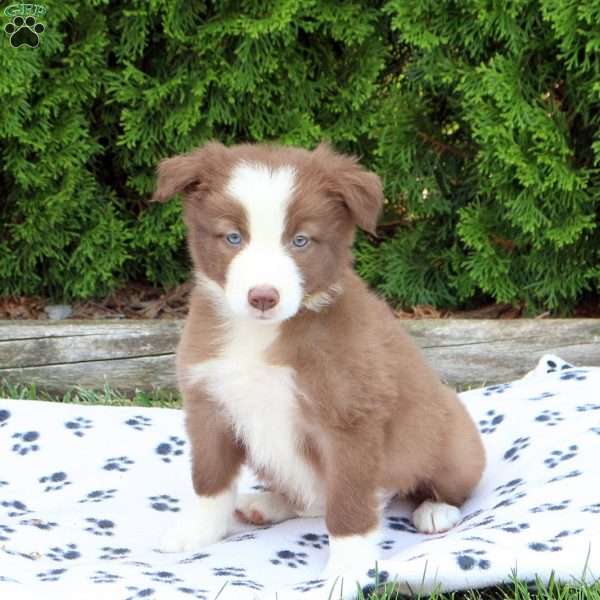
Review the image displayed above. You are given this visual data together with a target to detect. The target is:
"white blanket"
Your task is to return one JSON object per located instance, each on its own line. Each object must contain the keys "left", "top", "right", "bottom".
{"left": 1, "top": 354, "right": 599, "bottom": 599}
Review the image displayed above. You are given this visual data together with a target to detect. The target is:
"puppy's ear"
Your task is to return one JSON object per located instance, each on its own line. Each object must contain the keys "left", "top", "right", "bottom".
{"left": 151, "top": 142, "right": 228, "bottom": 203}
{"left": 314, "top": 142, "right": 383, "bottom": 235}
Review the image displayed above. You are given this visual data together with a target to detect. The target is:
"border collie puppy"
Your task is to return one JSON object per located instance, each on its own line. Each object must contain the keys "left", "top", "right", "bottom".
{"left": 153, "top": 142, "right": 485, "bottom": 596}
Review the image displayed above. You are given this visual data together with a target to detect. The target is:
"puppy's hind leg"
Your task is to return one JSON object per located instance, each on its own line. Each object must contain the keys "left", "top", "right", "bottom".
{"left": 235, "top": 491, "right": 298, "bottom": 525}
{"left": 413, "top": 392, "right": 485, "bottom": 535}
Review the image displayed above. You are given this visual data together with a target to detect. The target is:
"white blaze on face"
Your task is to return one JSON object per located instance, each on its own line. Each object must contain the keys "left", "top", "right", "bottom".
{"left": 224, "top": 162, "right": 304, "bottom": 322}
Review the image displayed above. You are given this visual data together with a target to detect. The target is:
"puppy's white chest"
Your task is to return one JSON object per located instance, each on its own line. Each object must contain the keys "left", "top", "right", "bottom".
{"left": 189, "top": 322, "right": 322, "bottom": 509}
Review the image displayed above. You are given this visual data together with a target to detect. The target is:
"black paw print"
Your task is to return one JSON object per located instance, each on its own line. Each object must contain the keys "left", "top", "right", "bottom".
{"left": 99, "top": 546, "right": 131, "bottom": 560}
{"left": 22, "top": 518, "right": 58, "bottom": 530}
{"left": 270, "top": 549, "right": 308, "bottom": 568}
{"left": 479, "top": 410, "right": 505, "bottom": 434}
{"left": 0, "top": 408, "right": 10, "bottom": 427}
{"left": 156, "top": 436, "right": 186, "bottom": 463}
{"left": 143, "top": 570, "right": 182, "bottom": 584}
{"left": 583, "top": 503, "right": 600, "bottom": 514}
{"left": 177, "top": 586, "right": 209, "bottom": 598}
{"left": 178, "top": 552, "right": 210, "bottom": 564}
{"left": 11, "top": 431, "right": 40, "bottom": 455}
{"left": 528, "top": 391, "right": 556, "bottom": 402}
{"left": 297, "top": 532, "right": 329, "bottom": 549}
{"left": 125, "top": 415, "right": 152, "bottom": 431}
{"left": 37, "top": 568, "right": 66, "bottom": 582}
{"left": 46, "top": 543, "right": 81, "bottom": 561}
{"left": 503, "top": 437, "right": 530, "bottom": 462}
{"left": 387, "top": 515, "right": 417, "bottom": 532}
{"left": 530, "top": 499, "right": 570, "bottom": 513}
{"left": 494, "top": 478, "right": 525, "bottom": 496}
{"left": 79, "top": 489, "right": 117, "bottom": 503}
{"left": 548, "top": 469, "right": 581, "bottom": 483}
{"left": 529, "top": 541, "right": 562, "bottom": 552}
{"left": 380, "top": 538, "right": 396, "bottom": 550}
{"left": 212, "top": 566, "right": 246, "bottom": 577}
{"left": 361, "top": 568, "right": 391, "bottom": 597}
{"left": 453, "top": 548, "right": 490, "bottom": 570}
{"left": 544, "top": 445, "right": 578, "bottom": 469}
{"left": 229, "top": 579, "right": 262, "bottom": 590}
{"left": 226, "top": 533, "right": 256, "bottom": 543}
{"left": 294, "top": 579, "right": 326, "bottom": 593}
{"left": 577, "top": 403, "right": 600, "bottom": 412}
{"left": 103, "top": 456, "right": 134, "bottom": 472}
{"left": 91, "top": 570, "right": 121, "bottom": 583}
{"left": 1, "top": 499, "right": 31, "bottom": 517}
{"left": 493, "top": 491, "right": 526, "bottom": 510}
{"left": 85, "top": 517, "right": 115, "bottom": 536}
{"left": 39, "top": 471, "right": 72, "bottom": 492}
{"left": 460, "top": 509, "right": 495, "bottom": 530}
{"left": 492, "top": 521, "right": 530, "bottom": 534}
{"left": 65, "top": 417, "right": 93, "bottom": 437}
{"left": 560, "top": 369, "right": 587, "bottom": 381}
{"left": 0, "top": 524, "right": 15, "bottom": 541}
{"left": 544, "top": 359, "right": 572, "bottom": 373}
{"left": 4, "top": 15, "right": 45, "bottom": 48}
{"left": 149, "top": 494, "right": 180, "bottom": 512}
{"left": 590, "top": 427, "right": 600, "bottom": 435}
{"left": 0, "top": 480, "right": 8, "bottom": 487}
{"left": 125, "top": 586, "right": 156, "bottom": 600}
{"left": 483, "top": 383, "right": 511, "bottom": 396}
{"left": 535, "top": 410, "right": 564, "bottom": 426}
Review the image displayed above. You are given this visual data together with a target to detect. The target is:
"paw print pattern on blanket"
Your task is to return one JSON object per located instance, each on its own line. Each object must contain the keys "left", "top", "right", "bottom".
{"left": 149, "top": 494, "right": 180, "bottom": 512}
{"left": 11, "top": 430, "right": 40, "bottom": 454}
{"left": 46, "top": 544, "right": 81, "bottom": 561}
{"left": 103, "top": 456, "right": 134, "bottom": 472}
{"left": 39, "top": 471, "right": 72, "bottom": 492}
{"left": 125, "top": 415, "right": 152, "bottom": 431}
{"left": 1, "top": 356, "right": 600, "bottom": 599}
{"left": 85, "top": 517, "right": 115, "bottom": 536}
{"left": 80, "top": 489, "right": 117, "bottom": 503}
{"left": 270, "top": 549, "right": 309, "bottom": 567}
{"left": 155, "top": 436, "right": 186, "bottom": 463}
{"left": 453, "top": 548, "right": 491, "bottom": 570}
{"left": 479, "top": 410, "right": 505, "bottom": 434}
{"left": 544, "top": 445, "right": 578, "bottom": 468}
{"left": 0, "top": 409, "right": 10, "bottom": 427}
{"left": 503, "top": 436, "right": 530, "bottom": 462}
{"left": 65, "top": 416, "right": 93, "bottom": 437}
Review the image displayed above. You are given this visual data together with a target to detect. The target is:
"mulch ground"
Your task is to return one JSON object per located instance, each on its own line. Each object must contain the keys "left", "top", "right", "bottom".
{"left": 1, "top": 283, "right": 599, "bottom": 320}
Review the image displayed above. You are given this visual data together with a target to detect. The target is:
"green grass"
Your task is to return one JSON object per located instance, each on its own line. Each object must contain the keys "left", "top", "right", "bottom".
{"left": 0, "top": 378, "right": 181, "bottom": 408}
{"left": 1, "top": 381, "right": 598, "bottom": 600}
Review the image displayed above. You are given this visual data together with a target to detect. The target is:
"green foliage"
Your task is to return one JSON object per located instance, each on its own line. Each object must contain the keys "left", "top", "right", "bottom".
{"left": 1, "top": 1, "right": 599, "bottom": 312}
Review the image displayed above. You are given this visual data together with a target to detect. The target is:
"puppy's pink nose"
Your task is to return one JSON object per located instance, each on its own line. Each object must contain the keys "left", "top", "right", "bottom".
{"left": 248, "top": 286, "right": 279, "bottom": 312}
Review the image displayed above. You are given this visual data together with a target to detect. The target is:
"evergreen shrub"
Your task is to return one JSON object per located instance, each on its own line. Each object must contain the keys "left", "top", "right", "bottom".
{"left": 1, "top": 1, "right": 598, "bottom": 312}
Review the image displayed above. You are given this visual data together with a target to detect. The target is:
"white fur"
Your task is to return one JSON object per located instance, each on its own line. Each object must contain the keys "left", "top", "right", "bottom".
{"left": 159, "top": 486, "right": 236, "bottom": 552}
{"left": 412, "top": 500, "right": 461, "bottom": 533}
{"left": 224, "top": 162, "right": 304, "bottom": 322}
{"left": 324, "top": 530, "right": 381, "bottom": 576}
{"left": 235, "top": 491, "right": 297, "bottom": 524}
{"left": 188, "top": 318, "right": 325, "bottom": 512}
{"left": 302, "top": 283, "right": 343, "bottom": 312}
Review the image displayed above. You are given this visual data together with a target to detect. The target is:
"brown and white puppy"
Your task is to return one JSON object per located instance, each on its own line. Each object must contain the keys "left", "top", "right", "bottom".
{"left": 153, "top": 142, "right": 485, "bottom": 595}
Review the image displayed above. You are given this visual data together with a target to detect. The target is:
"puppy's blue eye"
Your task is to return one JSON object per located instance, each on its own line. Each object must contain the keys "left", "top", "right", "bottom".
{"left": 292, "top": 234, "right": 310, "bottom": 248}
{"left": 225, "top": 232, "right": 242, "bottom": 246}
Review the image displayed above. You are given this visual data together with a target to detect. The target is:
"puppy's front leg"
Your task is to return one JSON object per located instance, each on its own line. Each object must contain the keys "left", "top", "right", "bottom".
{"left": 160, "top": 390, "right": 245, "bottom": 552}
{"left": 321, "top": 427, "right": 383, "bottom": 585}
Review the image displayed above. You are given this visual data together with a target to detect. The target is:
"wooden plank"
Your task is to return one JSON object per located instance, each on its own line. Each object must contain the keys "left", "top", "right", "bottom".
{"left": 1, "top": 319, "right": 599, "bottom": 392}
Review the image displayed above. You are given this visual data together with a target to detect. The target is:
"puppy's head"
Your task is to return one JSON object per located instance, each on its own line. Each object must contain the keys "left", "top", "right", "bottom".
{"left": 152, "top": 142, "right": 382, "bottom": 323}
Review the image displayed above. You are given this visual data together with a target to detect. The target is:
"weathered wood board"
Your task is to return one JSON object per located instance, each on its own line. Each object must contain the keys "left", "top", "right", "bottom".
{"left": 1, "top": 319, "right": 599, "bottom": 393}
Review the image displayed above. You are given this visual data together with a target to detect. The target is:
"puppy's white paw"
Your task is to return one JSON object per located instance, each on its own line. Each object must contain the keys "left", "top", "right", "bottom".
{"left": 159, "top": 514, "right": 227, "bottom": 553}
{"left": 235, "top": 492, "right": 297, "bottom": 525}
{"left": 412, "top": 500, "right": 461, "bottom": 534}
{"left": 159, "top": 489, "right": 235, "bottom": 553}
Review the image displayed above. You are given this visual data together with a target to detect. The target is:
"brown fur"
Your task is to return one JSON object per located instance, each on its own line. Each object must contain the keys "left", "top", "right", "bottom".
{"left": 153, "top": 141, "right": 485, "bottom": 539}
